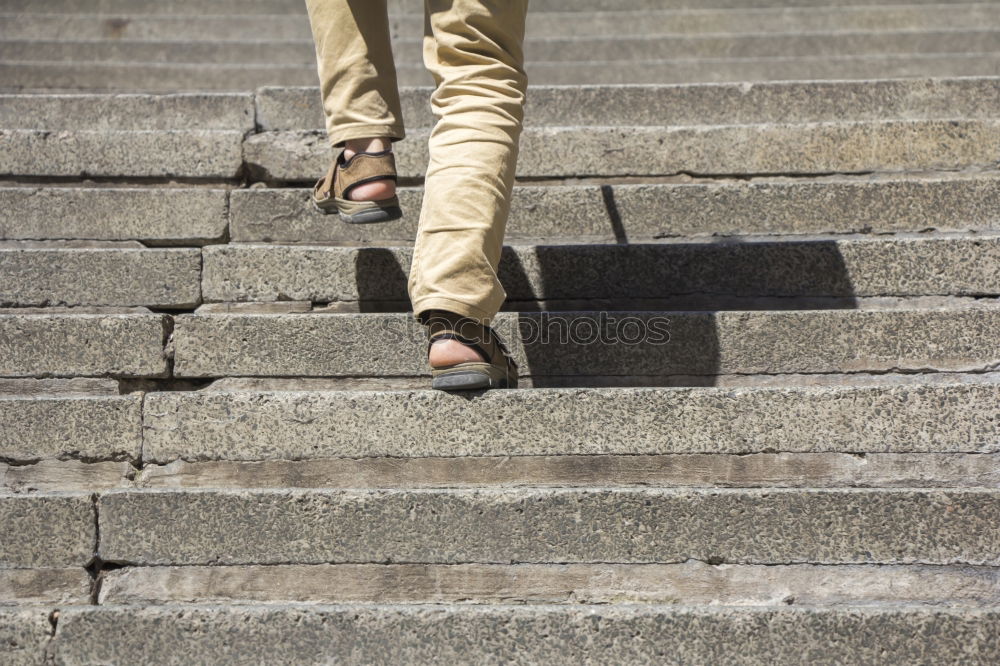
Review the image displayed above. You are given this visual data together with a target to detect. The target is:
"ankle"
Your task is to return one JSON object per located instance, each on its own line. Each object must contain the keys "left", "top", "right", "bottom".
{"left": 343, "top": 137, "right": 392, "bottom": 160}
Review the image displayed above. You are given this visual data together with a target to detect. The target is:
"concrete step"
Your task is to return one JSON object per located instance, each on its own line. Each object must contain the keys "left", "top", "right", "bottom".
{"left": 495, "top": 30, "right": 1000, "bottom": 62}
{"left": 7, "top": 305, "right": 1000, "bottom": 381}
{"left": 135, "top": 452, "right": 1000, "bottom": 490}
{"left": 0, "top": 94, "right": 251, "bottom": 178}
{"left": 97, "top": 487, "right": 1000, "bottom": 565}
{"left": 232, "top": 185, "right": 611, "bottom": 244}
{"left": 9, "top": 233, "right": 1000, "bottom": 309}
{"left": 0, "top": 187, "right": 228, "bottom": 244}
{"left": 0, "top": 130, "right": 245, "bottom": 179}
{"left": 6, "top": 78, "right": 994, "bottom": 130}
{"left": 0, "top": 309, "right": 168, "bottom": 378}
{"left": 170, "top": 306, "right": 1000, "bottom": 380}
{"left": 6, "top": 450, "right": 1000, "bottom": 493}
{"left": 449, "top": 6, "right": 1000, "bottom": 37}
{"left": 16, "top": 604, "right": 998, "bottom": 665}
{"left": 248, "top": 119, "right": 1000, "bottom": 182}
{"left": 3, "top": 175, "right": 995, "bottom": 245}
{"left": 5, "top": 30, "right": 998, "bottom": 64}
{"left": 230, "top": 175, "right": 1000, "bottom": 244}
{"left": 40, "top": 604, "right": 1000, "bottom": 665}
{"left": 2, "top": 460, "right": 133, "bottom": 493}
{"left": 487, "top": 0, "right": 1000, "bottom": 8}
{"left": 143, "top": 379, "right": 1000, "bottom": 461}
{"left": 97, "top": 562, "right": 1000, "bottom": 606}
{"left": 6, "top": 5, "right": 1000, "bottom": 40}
{"left": 8, "top": 80, "right": 994, "bottom": 179}
{"left": 256, "top": 78, "right": 1000, "bottom": 130}
{"left": 4, "top": 378, "right": 998, "bottom": 465}
{"left": 0, "top": 390, "right": 140, "bottom": 463}
{"left": 5, "top": 54, "right": 998, "bottom": 91}
{"left": 0, "top": 608, "right": 52, "bottom": 665}
{"left": 0, "top": 92, "right": 254, "bottom": 130}
{"left": 0, "top": 569, "right": 90, "bottom": 605}
{"left": 200, "top": 235, "right": 1000, "bottom": 306}
{"left": 9, "top": 445, "right": 1000, "bottom": 493}
{"left": 2, "top": 0, "right": 986, "bottom": 13}
{"left": 9, "top": 120, "right": 997, "bottom": 180}
{"left": 0, "top": 242, "right": 201, "bottom": 308}
{"left": 0, "top": 492, "right": 94, "bottom": 568}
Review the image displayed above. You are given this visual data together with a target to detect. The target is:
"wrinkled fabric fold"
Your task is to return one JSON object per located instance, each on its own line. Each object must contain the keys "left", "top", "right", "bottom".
{"left": 306, "top": 0, "right": 529, "bottom": 325}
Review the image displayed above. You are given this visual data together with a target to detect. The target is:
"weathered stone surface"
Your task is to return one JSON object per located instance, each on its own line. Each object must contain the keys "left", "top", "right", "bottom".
{"left": 2, "top": 0, "right": 309, "bottom": 13}
{"left": 502, "top": 54, "right": 1000, "bottom": 86}
{"left": 0, "top": 608, "right": 50, "bottom": 666}
{"left": 6, "top": 55, "right": 999, "bottom": 91}
{"left": 0, "top": 39, "right": 320, "bottom": 66}
{"left": 0, "top": 312, "right": 168, "bottom": 378}
{"left": 229, "top": 186, "right": 609, "bottom": 243}
{"left": 0, "top": 130, "right": 244, "bottom": 178}
{"left": 520, "top": 5, "right": 1000, "bottom": 37}
{"left": 202, "top": 369, "right": 1000, "bottom": 390}
{"left": 245, "top": 120, "right": 1000, "bottom": 182}
{"left": 0, "top": 188, "right": 228, "bottom": 243}
{"left": 524, "top": 30, "right": 1000, "bottom": 61}
{"left": 1, "top": 14, "right": 314, "bottom": 41}
{"left": 503, "top": 0, "right": 1000, "bottom": 9}
{"left": 136, "top": 453, "right": 1000, "bottom": 489}
{"left": 195, "top": 301, "right": 311, "bottom": 314}
{"left": 0, "top": 246, "right": 201, "bottom": 307}
{"left": 0, "top": 378, "right": 118, "bottom": 396}
{"left": 7, "top": 5, "right": 1000, "bottom": 41}
{"left": 98, "top": 488, "right": 1000, "bottom": 565}
{"left": 4, "top": 0, "right": 980, "bottom": 13}
{"left": 0, "top": 394, "right": 141, "bottom": 462}
{"left": 610, "top": 175, "right": 1000, "bottom": 238}
{"left": 0, "top": 62, "right": 321, "bottom": 93}
{"left": 227, "top": 176, "right": 1000, "bottom": 243}
{"left": 6, "top": 30, "right": 998, "bottom": 65}
{"left": 257, "top": 78, "right": 1000, "bottom": 130}
{"left": 52, "top": 605, "right": 1000, "bottom": 665}
{"left": 142, "top": 383, "right": 1000, "bottom": 462}
{"left": 201, "top": 235, "right": 1000, "bottom": 304}
{"left": 1, "top": 461, "right": 134, "bottom": 492}
{"left": 0, "top": 93, "right": 253, "bottom": 131}
{"left": 170, "top": 308, "right": 1000, "bottom": 378}
{"left": 0, "top": 568, "right": 90, "bottom": 605}
{"left": 0, "top": 493, "right": 94, "bottom": 567}
{"left": 97, "top": 561, "right": 1000, "bottom": 605}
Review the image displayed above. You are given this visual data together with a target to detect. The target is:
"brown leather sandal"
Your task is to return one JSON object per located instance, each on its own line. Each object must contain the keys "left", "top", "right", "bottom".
{"left": 424, "top": 310, "right": 519, "bottom": 391}
{"left": 312, "top": 148, "right": 402, "bottom": 224}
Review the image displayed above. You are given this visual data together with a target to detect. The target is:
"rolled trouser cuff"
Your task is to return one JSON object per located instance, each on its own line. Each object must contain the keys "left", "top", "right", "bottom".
{"left": 327, "top": 124, "right": 406, "bottom": 148}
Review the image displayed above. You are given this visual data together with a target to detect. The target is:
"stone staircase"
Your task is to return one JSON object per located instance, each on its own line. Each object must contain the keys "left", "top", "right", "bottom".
{"left": 2, "top": 0, "right": 1000, "bottom": 663}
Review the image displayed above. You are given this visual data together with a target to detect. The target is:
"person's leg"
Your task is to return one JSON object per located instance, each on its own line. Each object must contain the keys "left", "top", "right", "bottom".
{"left": 305, "top": 0, "right": 403, "bottom": 201}
{"left": 410, "top": 0, "right": 529, "bottom": 344}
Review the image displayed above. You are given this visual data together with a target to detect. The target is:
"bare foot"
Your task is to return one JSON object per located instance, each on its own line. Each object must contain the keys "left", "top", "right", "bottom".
{"left": 342, "top": 137, "right": 395, "bottom": 202}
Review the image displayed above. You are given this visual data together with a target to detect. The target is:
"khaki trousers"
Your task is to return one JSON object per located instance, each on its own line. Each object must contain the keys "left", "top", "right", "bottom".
{"left": 305, "top": 0, "right": 529, "bottom": 326}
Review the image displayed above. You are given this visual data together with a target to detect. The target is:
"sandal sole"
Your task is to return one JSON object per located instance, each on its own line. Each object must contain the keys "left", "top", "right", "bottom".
{"left": 339, "top": 205, "right": 402, "bottom": 224}
{"left": 312, "top": 196, "right": 402, "bottom": 224}
{"left": 431, "top": 370, "right": 516, "bottom": 391}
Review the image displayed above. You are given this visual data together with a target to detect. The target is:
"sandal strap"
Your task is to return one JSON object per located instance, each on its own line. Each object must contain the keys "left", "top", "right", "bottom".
{"left": 334, "top": 150, "right": 397, "bottom": 200}
{"left": 425, "top": 315, "right": 518, "bottom": 371}
{"left": 313, "top": 163, "right": 337, "bottom": 202}
{"left": 313, "top": 149, "right": 398, "bottom": 202}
